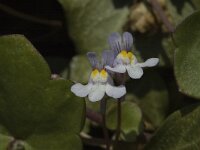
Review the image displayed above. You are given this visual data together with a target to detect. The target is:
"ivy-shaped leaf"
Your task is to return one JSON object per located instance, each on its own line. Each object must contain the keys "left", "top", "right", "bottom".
{"left": 166, "top": 0, "right": 196, "bottom": 25}
{"left": 58, "top": 0, "right": 129, "bottom": 53}
{"left": 0, "top": 35, "right": 85, "bottom": 150}
{"left": 145, "top": 104, "right": 200, "bottom": 150}
{"left": 174, "top": 11, "right": 200, "bottom": 99}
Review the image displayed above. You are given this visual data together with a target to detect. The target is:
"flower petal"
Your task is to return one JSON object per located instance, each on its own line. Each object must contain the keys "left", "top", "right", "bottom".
{"left": 106, "top": 84, "right": 126, "bottom": 99}
{"left": 126, "top": 65, "right": 143, "bottom": 79}
{"left": 138, "top": 58, "right": 159, "bottom": 67}
{"left": 122, "top": 32, "right": 133, "bottom": 51}
{"left": 102, "top": 50, "right": 115, "bottom": 67}
{"left": 88, "top": 84, "right": 106, "bottom": 102}
{"left": 71, "top": 83, "right": 92, "bottom": 97}
{"left": 105, "top": 64, "right": 126, "bottom": 73}
{"left": 87, "top": 52, "right": 99, "bottom": 69}
{"left": 108, "top": 32, "right": 123, "bottom": 55}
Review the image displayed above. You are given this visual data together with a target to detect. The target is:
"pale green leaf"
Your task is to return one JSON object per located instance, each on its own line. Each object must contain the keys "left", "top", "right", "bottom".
{"left": 58, "top": 0, "right": 129, "bottom": 53}
{"left": 174, "top": 11, "right": 200, "bottom": 99}
{"left": 145, "top": 104, "right": 200, "bottom": 150}
{"left": 0, "top": 35, "right": 85, "bottom": 150}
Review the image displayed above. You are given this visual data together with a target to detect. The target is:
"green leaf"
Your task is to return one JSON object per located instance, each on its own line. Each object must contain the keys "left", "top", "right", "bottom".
{"left": 174, "top": 11, "right": 200, "bottom": 99}
{"left": 127, "top": 70, "right": 169, "bottom": 128}
{"left": 58, "top": 0, "right": 129, "bottom": 53}
{"left": 0, "top": 134, "right": 10, "bottom": 150}
{"left": 0, "top": 35, "right": 85, "bottom": 149}
{"left": 106, "top": 101, "right": 142, "bottom": 141}
{"left": 192, "top": 0, "right": 200, "bottom": 9}
{"left": 145, "top": 104, "right": 200, "bottom": 150}
{"left": 167, "top": 0, "right": 196, "bottom": 25}
{"left": 25, "top": 134, "right": 82, "bottom": 150}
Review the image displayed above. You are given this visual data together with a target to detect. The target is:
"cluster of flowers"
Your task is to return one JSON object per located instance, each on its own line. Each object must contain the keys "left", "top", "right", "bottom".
{"left": 71, "top": 32, "right": 159, "bottom": 102}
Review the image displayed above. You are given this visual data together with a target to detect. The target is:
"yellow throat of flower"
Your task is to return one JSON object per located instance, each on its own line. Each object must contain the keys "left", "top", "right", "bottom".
{"left": 91, "top": 69, "right": 108, "bottom": 81}
{"left": 100, "top": 69, "right": 107, "bottom": 79}
{"left": 91, "top": 69, "right": 99, "bottom": 79}
{"left": 118, "top": 50, "right": 134, "bottom": 62}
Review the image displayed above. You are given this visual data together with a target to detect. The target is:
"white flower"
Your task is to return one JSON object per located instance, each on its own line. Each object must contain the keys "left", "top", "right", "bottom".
{"left": 71, "top": 51, "right": 126, "bottom": 102}
{"left": 105, "top": 32, "right": 159, "bottom": 79}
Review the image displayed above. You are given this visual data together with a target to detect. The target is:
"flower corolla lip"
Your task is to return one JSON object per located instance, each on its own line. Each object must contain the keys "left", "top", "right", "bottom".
{"left": 71, "top": 51, "right": 126, "bottom": 102}
{"left": 105, "top": 32, "right": 159, "bottom": 79}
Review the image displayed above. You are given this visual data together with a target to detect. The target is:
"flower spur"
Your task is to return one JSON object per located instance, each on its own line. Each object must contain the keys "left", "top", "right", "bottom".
{"left": 71, "top": 51, "right": 126, "bottom": 102}
{"left": 105, "top": 32, "right": 159, "bottom": 79}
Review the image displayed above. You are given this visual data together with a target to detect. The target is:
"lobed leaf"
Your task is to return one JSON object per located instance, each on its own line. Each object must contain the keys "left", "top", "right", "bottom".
{"left": 174, "top": 11, "right": 200, "bottom": 99}
{"left": 58, "top": 0, "right": 129, "bottom": 53}
{"left": 0, "top": 35, "right": 85, "bottom": 150}
{"left": 145, "top": 104, "right": 200, "bottom": 150}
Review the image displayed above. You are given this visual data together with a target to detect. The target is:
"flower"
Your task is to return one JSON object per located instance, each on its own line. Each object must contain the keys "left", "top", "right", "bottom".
{"left": 71, "top": 51, "right": 126, "bottom": 102}
{"left": 105, "top": 32, "right": 159, "bottom": 79}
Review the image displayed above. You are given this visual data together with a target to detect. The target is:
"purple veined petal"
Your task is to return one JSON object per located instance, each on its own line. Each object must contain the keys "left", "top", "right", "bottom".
{"left": 122, "top": 32, "right": 133, "bottom": 51}
{"left": 108, "top": 32, "right": 123, "bottom": 56}
{"left": 102, "top": 50, "right": 115, "bottom": 67}
{"left": 87, "top": 52, "right": 99, "bottom": 69}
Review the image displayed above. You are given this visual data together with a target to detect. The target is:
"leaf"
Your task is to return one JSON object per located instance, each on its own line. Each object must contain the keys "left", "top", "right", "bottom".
{"left": 127, "top": 70, "right": 169, "bottom": 128}
{"left": 166, "top": 0, "right": 196, "bottom": 25}
{"left": 192, "top": 0, "right": 200, "bottom": 9}
{"left": 106, "top": 101, "right": 142, "bottom": 141}
{"left": 0, "top": 134, "right": 11, "bottom": 150}
{"left": 58, "top": 0, "right": 129, "bottom": 53}
{"left": 174, "top": 11, "right": 200, "bottom": 99}
{"left": 0, "top": 35, "right": 85, "bottom": 150}
{"left": 25, "top": 134, "right": 82, "bottom": 150}
{"left": 145, "top": 104, "right": 200, "bottom": 150}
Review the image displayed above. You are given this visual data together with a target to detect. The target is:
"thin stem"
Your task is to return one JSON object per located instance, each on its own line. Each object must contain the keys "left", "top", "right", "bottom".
{"left": 100, "top": 98, "right": 110, "bottom": 150}
{"left": 86, "top": 107, "right": 102, "bottom": 124}
{"left": 148, "top": 0, "right": 175, "bottom": 32}
{"left": 0, "top": 3, "right": 62, "bottom": 27}
{"left": 115, "top": 99, "right": 122, "bottom": 142}
{"left": 114, "top": 73, "right": 126, "bottom": 142}
{"left": 102, "top": 113, "right": 110, "bottom": 150}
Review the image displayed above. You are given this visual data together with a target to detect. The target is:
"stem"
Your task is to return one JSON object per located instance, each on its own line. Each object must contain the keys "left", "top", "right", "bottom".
{"left": 115, "top": 99, "right": 122, "bottom": 142}
{"left": 114, "top": 73, "right": 126, "bottom": 142}
{"left": 100, "top": 98, "right": 110, "bottom": 150}
{"left": 86, "top": 107, "right": 102, "bottom": 124}
{"left": 0, "top": 3, "right": 62, "bottom": 27}
{"left": 148, "top": 0, "right": 175, "bottom": 32}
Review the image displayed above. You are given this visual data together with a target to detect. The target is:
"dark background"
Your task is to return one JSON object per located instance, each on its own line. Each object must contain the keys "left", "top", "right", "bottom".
{"left": 0, "top": 0, "right": 75, "bottom": 73}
